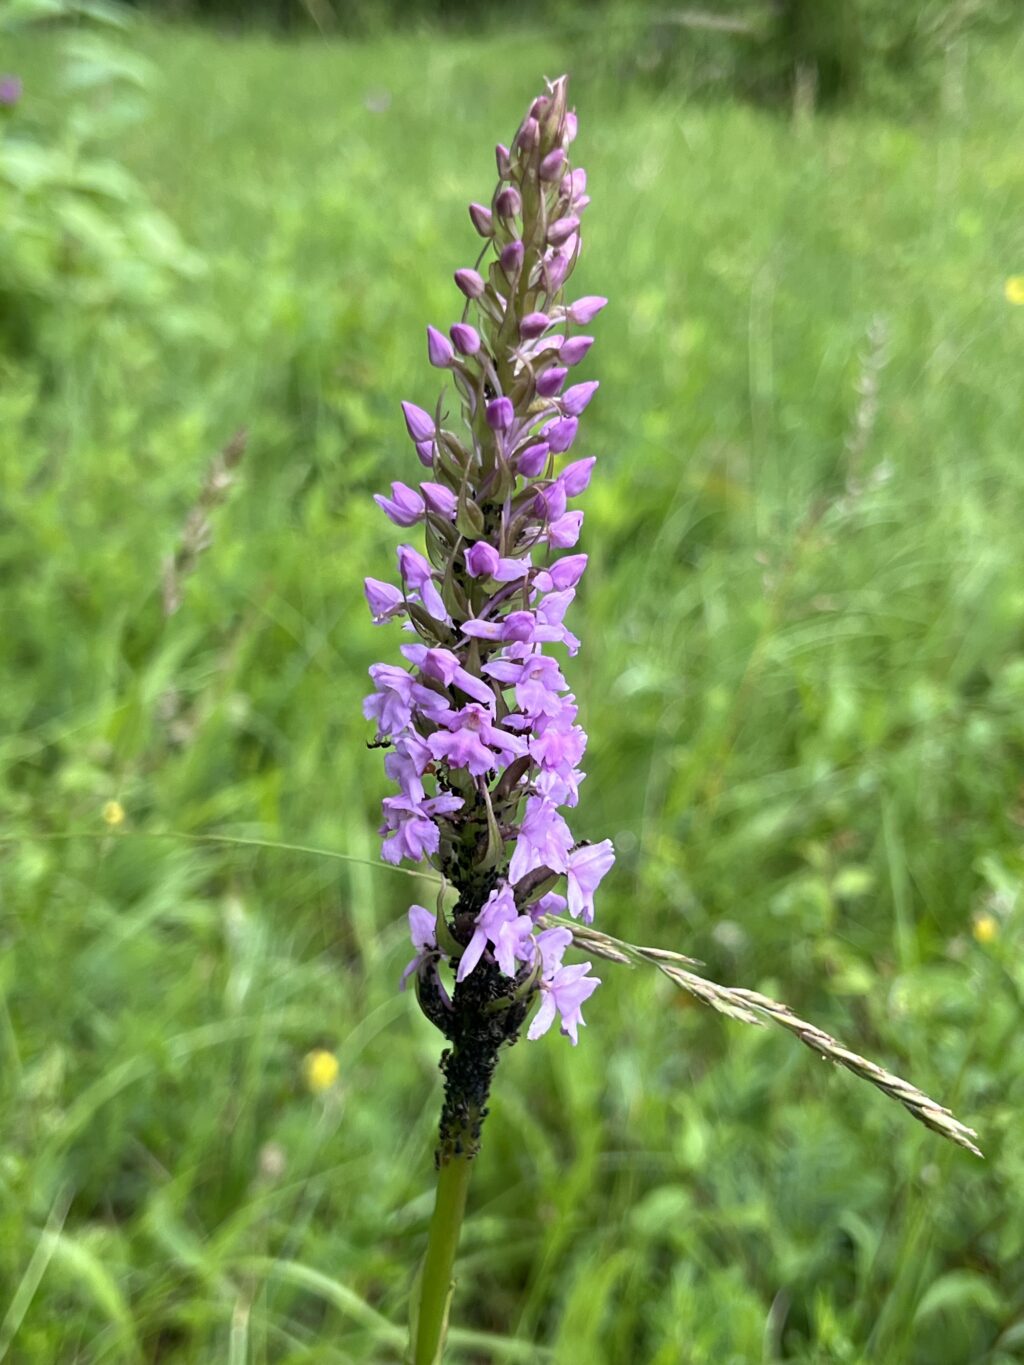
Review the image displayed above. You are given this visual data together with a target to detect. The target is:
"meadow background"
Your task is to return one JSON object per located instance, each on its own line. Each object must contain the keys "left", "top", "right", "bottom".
{"left": 2, "top": 2, "right": 1024, "bottom": 1360}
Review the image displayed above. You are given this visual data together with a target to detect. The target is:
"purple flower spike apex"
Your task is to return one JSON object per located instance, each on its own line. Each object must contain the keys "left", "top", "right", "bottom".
{"left": 366, "top": 74, "right": 611, "bottom": 1073}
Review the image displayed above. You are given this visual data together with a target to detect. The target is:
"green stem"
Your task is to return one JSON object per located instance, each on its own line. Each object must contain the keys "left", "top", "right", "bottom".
{"left": 413, "top": 1151, "right": 474, "bottom": 1365}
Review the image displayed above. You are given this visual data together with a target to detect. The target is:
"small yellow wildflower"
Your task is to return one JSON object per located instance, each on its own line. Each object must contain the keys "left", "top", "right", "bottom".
{"left": 972, "top": 913, "right": 999, "bottom": 945}
{"left": 303, "top": 1049, "right": 339, "bottom": 1094}
{"left": 1004, "top": 276, "right": 1024, "bottom": 306}
{"left": 102, "top": 800, "right": 125, "bottom": 828}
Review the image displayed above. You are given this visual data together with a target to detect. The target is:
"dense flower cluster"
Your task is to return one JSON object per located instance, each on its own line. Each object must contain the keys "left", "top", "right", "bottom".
{"left": 364, "top": 75, "right": 613, "bottom": 1045}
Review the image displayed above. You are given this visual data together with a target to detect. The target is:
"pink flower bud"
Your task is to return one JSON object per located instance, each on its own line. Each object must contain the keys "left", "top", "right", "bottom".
{"left": 542, "top": 252, "right": 571, "bottom": 294}
{"left": 539, "top": 148, "right": 566, "bottom": 181}
{"left": 565, "top": 110, "right": 578, "bottom": 142}
{"left": 566, "top": 296, "right": 608, "bottom": 325}
{"left": 468, "top": 202, "right": 494, "bottom": 237}
{"left": 536, "top": 367, "right": 568, "bottom": 398}
{"left": 520, "top": 312, "right": 550, "bottom": 340}
{"left": 450, "top": 323, "right": 481, "bottom": 356}
{"left": 486, "top": 397, "right": 514, "bottom": 432}
{"left": 559, "top": 335, "right": 594, "bottom": 366}
{"left": 415, "top": 440, "right": 434, "bottom": 468}
{"left": 427, "top": 325, "right": 454, "bottom": 368}
{"left": 454, "top": 268, "right": 485, "bottom": 299}
{"left": 495, "top": 186, "right": 522, "bottom": 218}
{"left": 559, "top": 456, "right": 596, "bottom": 497}
{"left": 544, "top": 416, "right": 578, "bottom": 453}
{"left": 562, "top": 168, "right": 587, "bottom": 201}
{"left": 500, "top": 240, "right": 524, "bottom": 280}
{"left": 495, "top": 143, "right": 512, "bottom": 178}
{"left": 421, "top": 482, "right": 458, "bottom": 519}
{"left": 547, "top": 216, "right": 580, "bottom": 247}
{"left": 401, "top": 400, "right": 435, "bottom": 443}
{"left": 516, "top": 442, "right": 549, "bottom": 476}
{"left": 517, "top": 116, "right": 540, "bottom": 150}
{"left": 561, "top": 380, "right": 599, "bottom": 417}
{"left": 465, "top": 542, "right": 500, "bottom": 578}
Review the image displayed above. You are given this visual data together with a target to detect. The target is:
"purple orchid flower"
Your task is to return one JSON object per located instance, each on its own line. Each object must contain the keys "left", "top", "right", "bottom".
{"left": 364, "top": 74, "right": 613, "bottom": 1063}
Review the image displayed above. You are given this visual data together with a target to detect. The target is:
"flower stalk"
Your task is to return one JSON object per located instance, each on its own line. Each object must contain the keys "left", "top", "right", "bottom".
{"left": 411, "top": 1152, "right": 473, "bottom": 1365}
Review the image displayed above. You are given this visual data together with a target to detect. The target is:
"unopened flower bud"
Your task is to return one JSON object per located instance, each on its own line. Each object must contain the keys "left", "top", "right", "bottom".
{"left": 539, "top": 148, "right": 566, "bottom": 182}
{"left": 495, "top": 186, "right": 522, "bottom": 219}
{"left": 536, "top": 367, "right": 568, "bottom": 398}
{"left": 415, "top": 440, "right": 434, "bottom": 468}
{"left": 566, "top": 295, "right": 608, "bottom": 325}
{"left": 535, "top": 482, "right": 567, "bottom": 521}
{"left": 454, "top": 268, "right": 485, "bottom": 299}
{"left": 559, "top": 456, "right": 596, "bottom": 497}
{"left": 486, "top": 397, "right": 515, "bottom": 432}
{"left": 547, "top": 216, "right": 580, "bottom": 247}
{"left": 565, "top": 110, "right": 578, "bottom": 142}
{"left": 427, "top": 326, "right": 455, "bottom": 368}
{"left": 421, "top": 482, "right": 458, "bottom": 518}
{"left": 520, "top": 312, "right": 550, "bottom": 340}
{"left": 561, "top": 380, "right": 599, "bottom": 416}
{"left": 465, "top": 541, "right": 500, "bottom": 578}
{"left": 500, "top": 240, "right": 525, "bottom": 280}
{"left": 544, "top": 415, "right": 578, "bottom": 453}
{"left": 516, "top": 441, "right": 549, "bottom": 476}
{"left": 450, "top": 323, "right": 481, "bottom": 356}
{"left": 401, "top": 401, "right": 435, "bottom": 443}
{"left": 517, "top": 116, "right": 540, "bottom": 151}
{"left": 469, "top": 202, "right": 494, "bottom": 237}
{"left": 565, "top": 168, "right": 588, "bottom": 200}
{"left": 560, "top": 335, "right": 594, "bottom": 366}
{"left": 495, "top": 143, "right": 512, "bottom": 178}
{"left": 542, "top": 252, "right": 571, "bottom": 295}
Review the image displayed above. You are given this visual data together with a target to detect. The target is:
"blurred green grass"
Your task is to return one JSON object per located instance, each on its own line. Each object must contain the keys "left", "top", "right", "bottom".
{"left": 2, "top": 15, "right": 1024, "bottom": 1363}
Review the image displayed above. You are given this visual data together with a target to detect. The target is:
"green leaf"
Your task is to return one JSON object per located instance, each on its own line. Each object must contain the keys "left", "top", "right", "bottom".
{"left": 914, "top": 1270, "right": 1004, "bottom": 1324}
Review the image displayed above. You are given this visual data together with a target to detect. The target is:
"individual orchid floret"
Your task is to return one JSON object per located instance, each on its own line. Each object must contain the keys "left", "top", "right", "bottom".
{"left": 526, "top": 926, "right": 600, "bottom": 1044}
{"left": 566, "top": 840, "right": 616, "bottom": 922}
{"left": 400, "top": 904, "right": 439, "bottom": 989}
{"left": 364, "top": 576, "right": 405, "bottom": 625}
{"left": 457, "top": 883, "right": 534, "bottom": 982}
